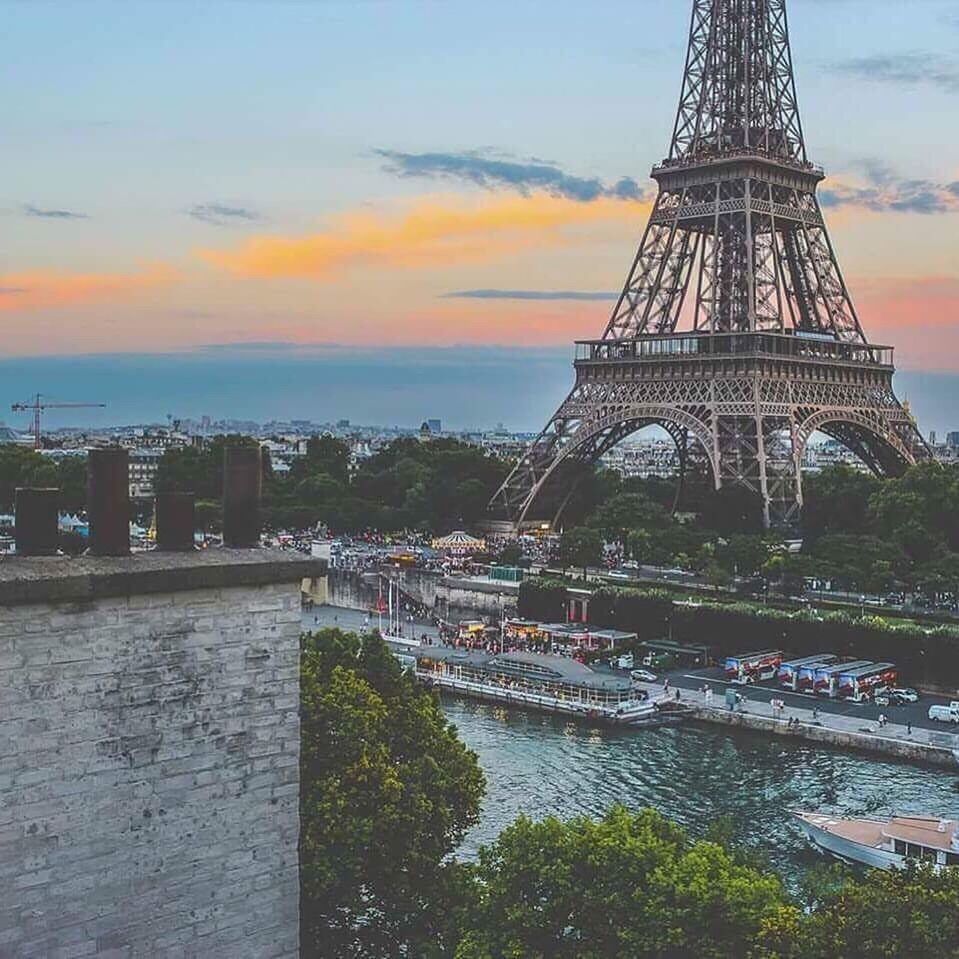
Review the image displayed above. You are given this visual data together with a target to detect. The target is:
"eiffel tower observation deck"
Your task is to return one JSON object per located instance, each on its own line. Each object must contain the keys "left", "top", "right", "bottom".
{"left": 490, "top": 0, "right": 928, "bottom": 530}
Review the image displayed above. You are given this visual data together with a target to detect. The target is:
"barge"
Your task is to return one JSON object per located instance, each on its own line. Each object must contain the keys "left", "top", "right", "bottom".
{"left": 413, "top": 646, "right": 679, "bottom": 726}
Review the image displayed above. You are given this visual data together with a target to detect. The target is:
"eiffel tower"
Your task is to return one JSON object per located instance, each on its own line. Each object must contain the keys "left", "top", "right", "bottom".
{"left": 490, "top": 0, "right": 928, "bottom": 530}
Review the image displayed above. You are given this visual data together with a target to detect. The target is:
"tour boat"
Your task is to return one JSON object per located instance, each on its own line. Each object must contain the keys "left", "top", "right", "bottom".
{"left": 414, "top": 646, "right": 678, "bottom": 727}
{"left": 795, "top": 811, "right": 959, "bottom": 871}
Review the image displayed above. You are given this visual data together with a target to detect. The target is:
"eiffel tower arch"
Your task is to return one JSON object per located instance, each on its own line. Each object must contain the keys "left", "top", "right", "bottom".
{"left": 490, "top": 0, "right": 928, "bottom": 530}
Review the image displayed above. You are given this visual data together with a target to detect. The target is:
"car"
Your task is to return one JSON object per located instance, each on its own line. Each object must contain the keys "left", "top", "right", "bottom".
{"left": 607, "top": 570, "right": 631, "bottom": 581}
{"left": 622, "top": 560, "right": 639, "bottom": 570}
{"left": 889, "top": 687, "right": 919, "bottom": 703}
{"left": 630, "top": 668, "right": 657, "bottom": 683}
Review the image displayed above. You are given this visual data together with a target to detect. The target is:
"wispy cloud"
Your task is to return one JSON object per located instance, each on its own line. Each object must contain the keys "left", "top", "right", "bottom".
{"left": 198, "top": 193, "right": 650, "bottom": 280}
{"left": 23, "top": 204, "right": 88, "bottom": 220}
{"left": 375, "top": 149, "right": 646, "bottom": 203}
{"left": 821, "top": 161, "right": 959, "bottom": 215}
{"left": 187, "top": 203, "right": 261, "bottom": 226}
{"left": 0, "top": 264, "right": 178, "bottom": 313}
{"left": 444, "top": 289, "right": 619, "bottom": 301}
{"left": 830, "top": 52, "right": 959, "bottom": 94}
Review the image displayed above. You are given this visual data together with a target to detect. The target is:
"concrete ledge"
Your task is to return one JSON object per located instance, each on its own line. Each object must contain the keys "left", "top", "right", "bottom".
{"left": 0, "top": 547, "right": 326, "bottom": 607}
{"left": 440, "top": 575, "right": 521, "bottom": 595}
{"left": 689, "top": 704, "right": 959, "bottom": 769}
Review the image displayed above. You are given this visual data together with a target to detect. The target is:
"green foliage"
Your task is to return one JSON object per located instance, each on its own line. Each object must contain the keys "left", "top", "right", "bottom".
{"left": 299, "top": 628, "right": 484, "bottom": 959}
{"left": 802, "top": 463, "right": 959, "bottom": 592}
{"left": 0, "top": 445, "right": 87, "bottom": 513}
{"left": 154, "top": 434, "right": 262, "bottom": 499}
{"left": 802, "top": 465, "right": 882, "bottom": 540}
{"left": 517, "top": 577, "right": 570, "bottom": 622}
{"left": 588, "top": 491, "right": 670, "bottom": 544}
{"left": 799, "top": 865, "right": 959, "bottom": 959}
{"left": 806, "top": 534, "right": 901, "bottom": 593}
{"left": 454, "top": 806, "right": 793, "bottom": 959}
{"left": 558, "top": 526, "right": 604, "bottom": 578}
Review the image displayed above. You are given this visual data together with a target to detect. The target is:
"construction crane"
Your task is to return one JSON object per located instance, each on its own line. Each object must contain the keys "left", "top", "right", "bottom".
{"left": 11, "top": 394, "right": 107, "bottom": 450}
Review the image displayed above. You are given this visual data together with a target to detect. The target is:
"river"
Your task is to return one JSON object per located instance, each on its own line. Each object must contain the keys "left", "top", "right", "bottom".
{"left": 441, "top": 696, "right": 959, "bottom": 883}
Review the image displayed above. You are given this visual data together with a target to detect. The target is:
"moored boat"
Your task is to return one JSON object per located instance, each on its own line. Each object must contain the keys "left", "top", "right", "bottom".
{"left": 795, "top": 811, "right": 959, "bottom": 871}
{"left": 413, "top": 646, "right": 675, "bottom": 726}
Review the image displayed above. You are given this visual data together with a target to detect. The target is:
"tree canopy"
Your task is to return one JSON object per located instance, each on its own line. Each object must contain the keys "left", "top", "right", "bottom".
{"left": 453, "top": 806, "right": 794, "bottom": 959}
{"left": 299, "top": 628, "right": 484, "bottom": 958}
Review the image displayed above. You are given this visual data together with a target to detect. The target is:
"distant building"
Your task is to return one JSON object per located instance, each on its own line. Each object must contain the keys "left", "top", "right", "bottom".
{"left": 426, "top": 418, "right": 441, "bottom": 434}
{"left": 930, "top": 430, "right": 937, "bottom": 445}
{"left": 128, "top": 449, "right": 164, "bottom": 499}
{"left": 947, "top": 432, "right": 959, "bottom": 449}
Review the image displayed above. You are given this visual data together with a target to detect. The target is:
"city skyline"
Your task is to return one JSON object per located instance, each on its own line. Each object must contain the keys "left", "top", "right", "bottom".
{"left": 4, "top": 0, "right": 958, "bottom": 425}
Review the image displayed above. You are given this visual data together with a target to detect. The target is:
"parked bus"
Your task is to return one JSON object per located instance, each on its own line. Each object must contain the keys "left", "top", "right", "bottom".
{"left": 814, "top": 660, "right": 872, "bottom": 698}
{"left": 778, "top": 654, "right": 837, "bottom": 691}
{"left": 838, "top": 663, "right": 898, "bottom": 702}
{"left": 724, "top": 650, "right": 783, "bottom": 685}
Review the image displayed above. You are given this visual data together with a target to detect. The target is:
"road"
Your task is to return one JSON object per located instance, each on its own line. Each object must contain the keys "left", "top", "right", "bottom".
{"left": 650, "top": 663, "right": 958, "bottom": 735}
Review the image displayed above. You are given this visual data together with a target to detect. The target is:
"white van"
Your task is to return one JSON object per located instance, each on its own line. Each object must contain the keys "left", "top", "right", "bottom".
{"left": 928, "top": 702, "right": 959, "bottom": 724}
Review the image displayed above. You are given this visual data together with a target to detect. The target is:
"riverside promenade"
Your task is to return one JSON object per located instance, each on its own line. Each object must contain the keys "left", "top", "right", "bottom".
{"left": 307, "top": 605, "right": 959, "bottom": 770}
{"left": 633, "top": 681, "right": 959, "bottom": 769}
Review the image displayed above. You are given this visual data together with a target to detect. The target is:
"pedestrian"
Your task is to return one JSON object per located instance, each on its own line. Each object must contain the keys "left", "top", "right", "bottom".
{"left": 907, "top": 722, "right": 912, "bottom": 736}
{"left": 675, "top": 688, "right": 681, "bottom": 702}
{"left": 663, "top": 678, "right": 670, "bottom": 693}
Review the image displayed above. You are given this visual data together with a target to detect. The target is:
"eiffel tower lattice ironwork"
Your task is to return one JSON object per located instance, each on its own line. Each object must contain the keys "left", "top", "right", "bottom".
{"left": 490, "top": 0, "right": 928, "bottom": 530}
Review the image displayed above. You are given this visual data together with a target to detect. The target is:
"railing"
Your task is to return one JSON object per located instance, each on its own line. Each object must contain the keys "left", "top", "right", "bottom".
{"left": 575, "top": 332, "right": 893, "bottom": 368}
{"left": 652, "top": 147, "right": 824, "bottom": 179}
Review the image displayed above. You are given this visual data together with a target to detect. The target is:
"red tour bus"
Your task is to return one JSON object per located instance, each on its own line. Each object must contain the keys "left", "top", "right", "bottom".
{"left": 778, "top": 654, "right": 837, "bottom": 691}
{"left": 814, "top": 660, "right": 871, "bottom": 698}
{"left": 724, "top": 650, "right": 783, "bottom": 685}
{"left": 838, "top": 663, "right": 897, "bottom": 702}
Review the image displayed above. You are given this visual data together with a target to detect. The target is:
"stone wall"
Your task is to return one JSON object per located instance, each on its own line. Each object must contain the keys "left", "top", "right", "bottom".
{"left": 327, "top": 566, "right": 518, "bottom": 623}
{"left": 0, "top": 550, "right": 320, "bottom": 958}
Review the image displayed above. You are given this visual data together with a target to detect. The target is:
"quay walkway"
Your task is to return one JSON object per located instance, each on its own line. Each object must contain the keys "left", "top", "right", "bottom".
{"left": 633, "top": 681, "right": 959, "bottom": 769}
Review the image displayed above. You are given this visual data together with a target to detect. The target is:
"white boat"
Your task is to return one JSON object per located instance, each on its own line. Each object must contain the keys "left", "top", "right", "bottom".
{"left": 795, "top": 811, "right": 959, "bottom": 872}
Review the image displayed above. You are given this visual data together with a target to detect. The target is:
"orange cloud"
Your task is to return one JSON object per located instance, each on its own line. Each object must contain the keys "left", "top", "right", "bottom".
{"left": 197, "top": 193, "right": 650, "bottom": 279}
{"left": 0, "top": 263, "right": 178, "bottom": 313}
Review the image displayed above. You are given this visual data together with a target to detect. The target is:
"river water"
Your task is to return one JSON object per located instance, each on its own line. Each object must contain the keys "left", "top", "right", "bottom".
{"left": 441, "top": 697, "right": 959, "bottom": 883}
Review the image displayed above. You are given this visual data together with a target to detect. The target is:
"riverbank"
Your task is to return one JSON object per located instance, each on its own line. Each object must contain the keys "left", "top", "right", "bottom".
{"left": 631, "top": 682, "right": 959, "bottom": 769}
{"left": 307, "top": 604, "right": 959, "bottom": 770}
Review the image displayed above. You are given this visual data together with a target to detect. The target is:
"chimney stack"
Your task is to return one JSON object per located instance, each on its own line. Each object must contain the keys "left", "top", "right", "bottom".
{"left": 14, "top": 488, "right": 60, "bottom": 556}
{"left": 155, "top": 491, "right": 196, "bottom": 551}
{"left": 222, "top": 445, "right": 261, "bottom": 548}
{"left": 87, "top": 448, "right": 130, "bottom": 556}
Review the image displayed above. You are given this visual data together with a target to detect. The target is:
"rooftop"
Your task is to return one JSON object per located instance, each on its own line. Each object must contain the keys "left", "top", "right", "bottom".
{"left": 0, "top": 548, "right": 325, "bottom": 606}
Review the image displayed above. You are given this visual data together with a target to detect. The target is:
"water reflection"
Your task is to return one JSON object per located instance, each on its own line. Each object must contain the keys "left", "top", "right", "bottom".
{"left": 443, "top": 697, "right": 959, "bottom": 882}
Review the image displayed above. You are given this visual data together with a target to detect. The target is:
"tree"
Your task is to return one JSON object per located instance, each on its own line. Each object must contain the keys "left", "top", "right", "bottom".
{"left": 700, "top": 485, "right": 765, "bottom": 535}
{"left": 588, "top": 491, "right": 670, "bottom": 546}
{"left": 454, "top": 806, "right": 794, "bottom": 959}
{"left": 806, "top": 534, "right": 902, "bottom": 593}
{"left": 495, "top": 542, "right": 525, "bottom": 567}
{"left": 300, "top": 628, "right": 485, "bottom": 958}
{"left": 802, "top": 465, "right": 881, "bottom": 540}
{"left": 717, "top": 534, "right": 773, "bottom": 578}
{"left": 799, "top": 865, "right": 959, "bottom": 959}
{"left": 558, "top": 526, "right": 604, "bottom": 580}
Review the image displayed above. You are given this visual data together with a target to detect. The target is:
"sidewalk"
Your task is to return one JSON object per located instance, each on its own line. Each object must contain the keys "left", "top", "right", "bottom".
{"left": 637, "top": 682, "right": 959, "bottom": 769}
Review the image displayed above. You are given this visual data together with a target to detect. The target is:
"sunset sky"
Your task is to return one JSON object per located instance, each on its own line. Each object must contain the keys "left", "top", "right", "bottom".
{"left": 3, "top": 0, "right": 958, "bottom": 431}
